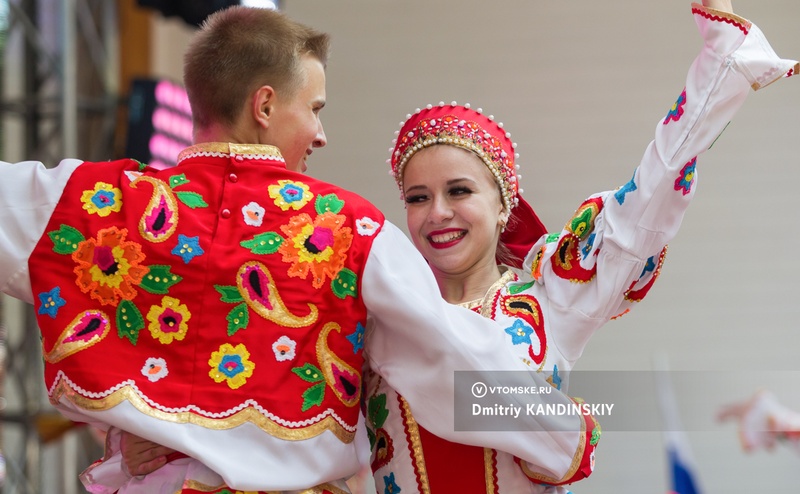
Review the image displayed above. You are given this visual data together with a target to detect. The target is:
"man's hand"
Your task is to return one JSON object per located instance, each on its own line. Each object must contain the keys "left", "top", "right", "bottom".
{"left": 702, "top": 0, "right": 734, "bottom": 15}
{"left": 120, "top": 430, "right": 175, "bottom": 477}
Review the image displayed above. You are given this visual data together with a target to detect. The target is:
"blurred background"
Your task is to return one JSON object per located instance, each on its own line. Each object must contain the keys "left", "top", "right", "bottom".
{"left": 0, "top": 0, "right": 798, "bottom": 492}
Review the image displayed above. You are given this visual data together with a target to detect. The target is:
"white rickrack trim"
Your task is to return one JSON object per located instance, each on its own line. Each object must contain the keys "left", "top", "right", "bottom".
{"left": 237, "top": 153, "right": 285, "bottom": 162}
{"left": 177, "top": 150, "right": 285, "bottom": 164}
{"left": 48, "top": 371, "right": 357, "bottom": 432}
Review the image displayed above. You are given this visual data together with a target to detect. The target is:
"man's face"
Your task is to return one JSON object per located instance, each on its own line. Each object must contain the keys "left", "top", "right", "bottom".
{"left": 262, "top": 55, "right": 327, "bottom": 173}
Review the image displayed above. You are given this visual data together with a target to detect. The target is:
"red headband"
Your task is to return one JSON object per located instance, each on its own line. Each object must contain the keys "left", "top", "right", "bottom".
{"left": 389, "top": 102, "right": 547, "bottom": 268}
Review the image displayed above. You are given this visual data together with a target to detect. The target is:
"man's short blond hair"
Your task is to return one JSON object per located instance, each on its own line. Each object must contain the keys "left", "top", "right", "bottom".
{"left": 184, "top": 6, "right": 330, "bottom": 131}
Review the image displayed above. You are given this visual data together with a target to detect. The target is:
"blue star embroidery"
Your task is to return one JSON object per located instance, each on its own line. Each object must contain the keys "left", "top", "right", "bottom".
{"left": 37, "top": 287, "right": 66, "bottom": 319}
{"left": 551, "top": 364, "right": 562, "bottom": 391}
{"left": 384, "top": 472, "right": 402, "bottom": 493}
{"left": 614, "top": 171, "right": 638, "bottom": 205}
{"left": 171, "top": 234, "right": 204, "bottom": 264}
{"left": 505, "top": 319, "right": 533, "bottom": 345}
{"left": 581, "top": 233, "right": 596, "bottom": 258}
{"left": 639, "top": 255, "right": 656, "bottom": 279}
{"left": 346, "top": 322, "right": 365, "bottom": 353}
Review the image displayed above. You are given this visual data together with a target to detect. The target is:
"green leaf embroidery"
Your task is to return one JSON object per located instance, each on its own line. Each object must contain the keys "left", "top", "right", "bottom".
{"left": 117, "top": 300, "right": 144, "bottom": 345}
{"left": 169, "top": 174, "right": 189, "bottom": 188}
{"left": 48, "top": 225, "right": 85, "bottom": 255}
{"left": 368, "top": 394, "right": 389, "bottom": 429}
{"left": 175, "top": 191, "right": 209, "bottom": 209}
{"left": 139, "top": 265, "right": 182, "bottom": 294}
{"left": 292, "top": 363, "right": 324, "bottom": 383}
{"left": 240, "top": 232, "right": 284, "bottom": 255}
{"left": 226, "top": 303, "right": 249, "bottom": 336}
{"left": 545, "top": 233, "right": 560, "bottom": 243}
{"left": 214, "top": 285, "right": 243, "bottom": 303}
{"left": 508, "top": 280, "right": 535, "bottom": 295}
{"left": 331, "top": 268, "right": 357, "bottom": 299}
{"left": 300, "top": 382, "right": 326, "bottom": 412}
{"left": 315, "top": 193, "right": 344, "bottom": 215}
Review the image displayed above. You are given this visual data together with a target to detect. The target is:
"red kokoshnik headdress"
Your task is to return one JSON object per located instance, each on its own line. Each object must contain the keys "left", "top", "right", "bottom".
{"left": 388, "top": 101, "right": 548, "bottom": 268}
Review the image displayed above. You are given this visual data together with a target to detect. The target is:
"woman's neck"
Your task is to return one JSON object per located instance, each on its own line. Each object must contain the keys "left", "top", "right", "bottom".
{"left": 433, "top": 262, "right": 504, "bottom": 305}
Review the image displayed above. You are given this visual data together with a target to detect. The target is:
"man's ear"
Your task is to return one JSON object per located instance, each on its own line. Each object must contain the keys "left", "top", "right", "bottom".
{"left": 253, "top": 85, "right": 275, "bottom": 129}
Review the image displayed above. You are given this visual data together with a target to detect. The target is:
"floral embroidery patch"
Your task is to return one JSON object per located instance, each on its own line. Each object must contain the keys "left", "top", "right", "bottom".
{"left": 272, "top": 335, "right": 297, "bottom": 362}
{"left": 146, "top": 296, "right": 191, "bottom": 344}
{"left": 81, "top": 182, "right": 122, "bottom": 217}
{"left": 332, "top": 268, "right": 358, "bottom": 299}
{"left": 37, "top": 287, "right": 66, "bottom": 319}
{"left": 214, "top": 261, "right": 318, "bottom": 334}
{"left": 130, "top": 173, "right": 209, "bottom": 243}
{"left": 141, "top": 357, "right": 169, "bottom": 382}
{"left": 614, "top": 171, "right": 637, "bottom": 205}
{"left": 371, "top": 428, "right": 395, "bottom": 472}
{"left": 268, "top": 180, "right": 313, "bottom": 211}
{"left": 581, "top": 233, "right": 596, "bottom": 258}
{"left": 624, "top": 246, "right": 667, "bottom": 303}
{"left": 208, "top": 343, "right": 255, "bottom": 389}
{"left": 292, "top": 323, "right": 362, "bottom": 412}
{"left": 171, "top": 234, "right": 204, "bottom": 264}
{"left": 674, "top": 157, "right": 697, "bottom": 195}
{"left": 383, "top": 472, "right": 401, "bottom": 494}
{"left": 70, "top": 226, "right": 150, "bottom": 306}
{"left": 241, "top": 201, "right": 266, "bottom": 227}
{"left": 505, "top": 319, "right": 533, "bottom": 345}
{"left": 502, "top": 294, "right": 546, "bottom": 367}
{"left": 291, "top": 363, "right": 325, "bottom": 411}
{"left": 46, "top": 224, "right": 182, "bottom": 347}
{"left": 664, "top": 88, "right": 687, "bottom": 124}
{"left": 345, "top": 322, "right": 366, "bottom": 353}
{"left": 547, "top": 364, "right": 562, "bottom": 390}
{"left": 356, "top": 216, "right": 381, "bottom": 236}
{"left": 279, "top": 212, "right": 353, "bottom": 289}
{"left": 45, "top": 310, "right": 111, "bottom": 363}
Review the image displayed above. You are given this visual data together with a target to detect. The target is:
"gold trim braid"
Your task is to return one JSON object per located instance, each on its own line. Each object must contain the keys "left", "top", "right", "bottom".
{"left": 50, "top": 377, "right": 356, "bottom": 443}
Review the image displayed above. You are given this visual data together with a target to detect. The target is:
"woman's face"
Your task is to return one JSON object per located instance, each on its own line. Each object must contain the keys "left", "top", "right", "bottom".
{"left": 402, "top": 145, "right": 506, "bottom": 276}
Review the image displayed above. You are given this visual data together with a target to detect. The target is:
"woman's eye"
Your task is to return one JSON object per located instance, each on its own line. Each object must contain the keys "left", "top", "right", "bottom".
{"left": 405, "top": 194, "right": 427, "bottom": 204}
{"left": 450, "top": 186, "right": 472, "bottom": 196}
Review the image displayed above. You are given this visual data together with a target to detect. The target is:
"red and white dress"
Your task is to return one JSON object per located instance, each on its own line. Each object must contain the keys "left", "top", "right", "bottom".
{"left": 365, "top": 4, "right": 798, "bottom": 493}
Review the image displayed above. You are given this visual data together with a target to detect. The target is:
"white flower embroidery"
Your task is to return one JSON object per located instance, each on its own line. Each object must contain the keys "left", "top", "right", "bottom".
{"left": 242, "top": 201, "right": 266, "bottom": 227}
{"left": 141, "top": 357, "right": 169, "bottom": 382}
{"left": 272, "top": 335, "right": 296, "bottom": 362}
{"left": 355, "top": 217, "right": 380, "bottom": 236}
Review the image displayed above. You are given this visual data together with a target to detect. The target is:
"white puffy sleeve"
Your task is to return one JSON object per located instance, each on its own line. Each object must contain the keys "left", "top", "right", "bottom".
{"left": 0, "top": 159, "right": 82, "bottom": 302}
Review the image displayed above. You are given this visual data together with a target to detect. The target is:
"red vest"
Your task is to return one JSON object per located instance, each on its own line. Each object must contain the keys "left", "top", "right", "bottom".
{"left": 29, "top": 143, "right": 384, "bottom": 443}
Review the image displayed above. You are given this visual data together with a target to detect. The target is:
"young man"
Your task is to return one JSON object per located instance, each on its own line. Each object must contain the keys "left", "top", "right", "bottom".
{"left": 0, "top": 6, "right": 597, "bottom": 493}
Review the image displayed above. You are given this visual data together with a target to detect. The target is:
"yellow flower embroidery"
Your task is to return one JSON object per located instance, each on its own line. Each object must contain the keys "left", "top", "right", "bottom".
{"left": 267, "top": 180, "right": 313, "bottom": 211}
{"left": 81, "top": 182, "right": 123, "bottom": 217}
{"left": 146, "top": 296, "right": 191, "bottom": 344}
{"left": 208, "top": 343, "right": 255, "bottom": 390}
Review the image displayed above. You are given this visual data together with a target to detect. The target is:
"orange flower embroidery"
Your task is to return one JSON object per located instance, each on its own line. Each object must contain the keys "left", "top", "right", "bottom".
{"left": 72, "top": 226, "right": 149, "bottom": 306}
{"left": 279, "top": 212, "right": 352, "bottom": 289}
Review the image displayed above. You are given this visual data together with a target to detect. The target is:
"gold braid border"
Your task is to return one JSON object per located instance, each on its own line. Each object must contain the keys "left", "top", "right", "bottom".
{"left": 50, "top": 379, "right": 356, "bottom": 442}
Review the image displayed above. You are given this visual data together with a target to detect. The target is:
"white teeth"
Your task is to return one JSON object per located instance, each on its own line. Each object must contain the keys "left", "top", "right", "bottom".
{"left": 429, "top": 231, "right": 465, "bottom": 244}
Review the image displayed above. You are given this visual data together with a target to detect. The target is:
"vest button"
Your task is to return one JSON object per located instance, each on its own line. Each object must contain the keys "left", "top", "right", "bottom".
{"left": 228, "top": 173, "right": 238, "bottom": 183}
{"left": 220, "top": 208, "right": 231, "bottom": 219}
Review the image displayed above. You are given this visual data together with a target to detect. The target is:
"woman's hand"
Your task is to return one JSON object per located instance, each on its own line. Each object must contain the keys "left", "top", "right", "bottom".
{"left": 120, "top": 430, "right": 176, "bottom": 476}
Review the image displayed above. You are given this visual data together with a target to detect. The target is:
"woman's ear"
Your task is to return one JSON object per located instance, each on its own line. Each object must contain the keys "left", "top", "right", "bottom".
{"left": 253, "top": 85, "right": 275, "bottom": 129}
{"left": 498, "top": 210, "right": 511, "bottom": 230}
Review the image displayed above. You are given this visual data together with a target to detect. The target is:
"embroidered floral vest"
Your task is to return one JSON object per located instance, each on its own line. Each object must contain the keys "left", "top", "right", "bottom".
{"left": 29, "top": 143, "right": 384, "bottom": 443}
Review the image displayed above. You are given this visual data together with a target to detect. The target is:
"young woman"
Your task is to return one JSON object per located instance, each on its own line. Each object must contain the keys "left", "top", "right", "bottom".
{"left": 364, "top": 1, "right": 797, "bottom": 492}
